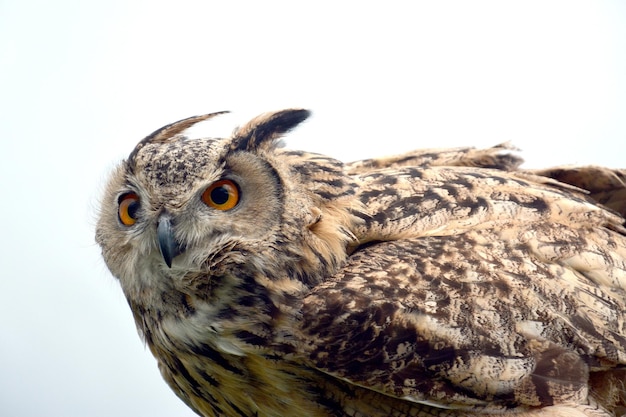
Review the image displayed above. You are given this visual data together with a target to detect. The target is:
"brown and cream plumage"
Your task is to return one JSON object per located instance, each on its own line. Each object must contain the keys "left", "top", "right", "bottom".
{"left": 96, "top": 109, "right": 626, "bottom": 417}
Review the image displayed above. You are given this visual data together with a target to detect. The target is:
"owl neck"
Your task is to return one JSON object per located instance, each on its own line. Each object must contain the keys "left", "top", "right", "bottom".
{"left": 126, "top": 260, "right": 309, "bottom": 356}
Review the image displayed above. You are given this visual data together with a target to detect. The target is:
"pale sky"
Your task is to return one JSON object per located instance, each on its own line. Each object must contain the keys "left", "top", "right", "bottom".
{"left": 1, "top": 1, "right": 625, "bottom": 416}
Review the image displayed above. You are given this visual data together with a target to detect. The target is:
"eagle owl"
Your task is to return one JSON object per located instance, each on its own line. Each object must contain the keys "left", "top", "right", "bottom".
{"left": 96, "top": 109, "right": 626, "bottom": 417}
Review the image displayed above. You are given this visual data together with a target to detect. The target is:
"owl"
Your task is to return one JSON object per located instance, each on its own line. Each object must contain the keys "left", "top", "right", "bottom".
{"left": 96, "top": 109, "right": 626, "bottom": 417}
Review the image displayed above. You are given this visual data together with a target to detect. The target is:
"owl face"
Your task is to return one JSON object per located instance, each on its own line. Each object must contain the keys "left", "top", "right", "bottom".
{"left": 96, "top": 109, "right": 360, "bottom": 315}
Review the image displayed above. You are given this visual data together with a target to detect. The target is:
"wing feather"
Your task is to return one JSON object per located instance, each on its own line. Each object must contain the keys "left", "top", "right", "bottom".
{"left": 299, "top": 162, "right": 626, "bottom": 414}
{"left": 301, "top": 232, "right": 626, "bottom": 411}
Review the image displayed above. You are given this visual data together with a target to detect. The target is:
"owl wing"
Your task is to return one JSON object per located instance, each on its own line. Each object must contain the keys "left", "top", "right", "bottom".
{"left": 347, "top": 143, "right": 626, "bottom": 218}
{"left": 299, "top": 165, "right": 626, "bottom": 413}
{"left": 300, "top": 233, "right": 626, "bottom": 412}
{"left": 345, "top": 142, "right": 522, "bottom": 174}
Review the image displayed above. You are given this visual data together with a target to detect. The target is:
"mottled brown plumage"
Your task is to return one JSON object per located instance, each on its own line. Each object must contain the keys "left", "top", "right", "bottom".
{"left": 96, "top": 109, "right": 626, "bottom": 417}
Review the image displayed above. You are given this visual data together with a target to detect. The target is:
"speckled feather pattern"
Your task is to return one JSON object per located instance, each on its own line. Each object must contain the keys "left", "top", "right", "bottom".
{"left": 96, "top": 109, "right": 626, "bottom": 417}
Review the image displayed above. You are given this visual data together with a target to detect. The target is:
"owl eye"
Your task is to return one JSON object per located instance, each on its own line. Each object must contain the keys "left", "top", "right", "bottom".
{"left": 202, "top": 179, "right": 239, "bottom": 211}
{"left": 118, "top": 192, "right": 141, "bottom": 226}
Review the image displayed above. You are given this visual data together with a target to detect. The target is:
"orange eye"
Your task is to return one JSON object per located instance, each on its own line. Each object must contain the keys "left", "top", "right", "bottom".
{"left": 202, "top": 179, "right": 239, "bottom": 211}
{"left": 118, "top": 192, "right": 140, "bottom": 226}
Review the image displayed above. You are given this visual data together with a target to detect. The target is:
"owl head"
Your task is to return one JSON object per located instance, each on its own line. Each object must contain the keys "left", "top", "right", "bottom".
{"left": 96, "top": 109, "right": 362, "bottom": 314}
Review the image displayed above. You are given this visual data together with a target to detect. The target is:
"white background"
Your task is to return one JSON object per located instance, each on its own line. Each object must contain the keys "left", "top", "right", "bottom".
{"left": 1, "top": 1, "right": 625, "bottom": 416}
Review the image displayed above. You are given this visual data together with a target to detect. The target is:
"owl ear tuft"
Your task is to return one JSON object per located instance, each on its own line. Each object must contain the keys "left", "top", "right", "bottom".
{"left": 231, "top": 109, "right": 311, "bottom": 152}
{"left": 127, "top": 111, "right": 229, "bottom": 172}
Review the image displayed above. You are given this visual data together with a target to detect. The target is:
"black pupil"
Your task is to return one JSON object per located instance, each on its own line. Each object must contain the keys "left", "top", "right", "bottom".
{"left": 210, "top": 186, "right": 230, "bottom": 205}
{"left": 127, "top": 200, "right": 140, "bottom": 219}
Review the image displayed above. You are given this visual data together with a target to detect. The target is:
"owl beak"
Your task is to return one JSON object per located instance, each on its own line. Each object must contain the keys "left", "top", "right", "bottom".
{"left": 157, "top": 213, "right": 184, "bottom": 268}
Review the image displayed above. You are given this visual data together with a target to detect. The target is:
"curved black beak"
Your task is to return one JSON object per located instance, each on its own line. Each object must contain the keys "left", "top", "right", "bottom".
{"left": 157, "top": 213, "right": 184, "bottom": 268}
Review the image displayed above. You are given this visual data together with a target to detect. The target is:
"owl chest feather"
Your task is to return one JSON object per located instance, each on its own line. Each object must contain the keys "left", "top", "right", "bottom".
{"left": 142, "top": 283, "right": 335, "bottom": 417}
